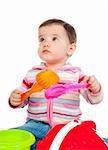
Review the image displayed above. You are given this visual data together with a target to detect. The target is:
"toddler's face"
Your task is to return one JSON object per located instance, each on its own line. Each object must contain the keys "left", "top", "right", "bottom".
{"left": 38, "top": 24, "right": 72, "bottom": 65}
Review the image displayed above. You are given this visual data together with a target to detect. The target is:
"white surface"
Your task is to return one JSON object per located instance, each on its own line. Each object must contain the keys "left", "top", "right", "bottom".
{"left": 0, "top": 0, "right": 107, "bottom": 137}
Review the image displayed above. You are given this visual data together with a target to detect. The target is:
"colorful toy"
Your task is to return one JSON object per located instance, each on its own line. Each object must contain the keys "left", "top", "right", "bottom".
{"left": 37, "top": 120, "right": 108, "bottom": 150}
{"left": 103, "top": 138, "right": 108, "bottom": 145}
{"left": 45, "top": 82, "right": 90, "bottom": 99}
{"left": 37, "top": 79, "right": 108, "bottom": 149}
{"left": 0, "top": 129, "right": 35, "bottom": 150}
{"left": 21, "top": 70, "right": 59, "bottom": 101}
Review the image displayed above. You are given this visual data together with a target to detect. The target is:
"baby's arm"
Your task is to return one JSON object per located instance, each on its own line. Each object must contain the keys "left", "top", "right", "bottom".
{"left": 80, "top": 75, "right": 103, "bottom": 104}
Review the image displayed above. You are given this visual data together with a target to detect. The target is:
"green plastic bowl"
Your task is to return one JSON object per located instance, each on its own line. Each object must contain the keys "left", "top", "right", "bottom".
{"left": 0, "top": 129, "right": 35, "bottom": 150}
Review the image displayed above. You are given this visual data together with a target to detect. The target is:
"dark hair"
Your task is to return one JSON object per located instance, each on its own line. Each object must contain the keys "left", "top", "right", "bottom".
{"left": 39, "top": 19, "right": 77, "bottom": 43}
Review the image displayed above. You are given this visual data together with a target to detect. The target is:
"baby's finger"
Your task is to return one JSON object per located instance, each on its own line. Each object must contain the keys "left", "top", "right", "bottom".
{"left": 88, "top": 76, "right": 96, "bottom": 84}
{"left": 12, "top": 93, "right": 21, "bottom": 99}
{"left": 80, "top": 76, "right": 89, "bottom": 83}
{"left": 11, "top": 101, "right": 22, "bottom": 106}
{"left": 11, "top": 97, "right": 22, "bottom": 102}
{"left": 13, "top": 89, "right": 22, "bottom": 94}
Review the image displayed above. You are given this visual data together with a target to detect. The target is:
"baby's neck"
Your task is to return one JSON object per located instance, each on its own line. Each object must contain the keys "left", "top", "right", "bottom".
{"left": 45, "top": 62, "right": 66, "bottom": 71}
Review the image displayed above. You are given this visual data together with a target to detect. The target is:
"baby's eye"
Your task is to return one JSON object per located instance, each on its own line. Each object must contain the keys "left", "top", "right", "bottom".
{"left": 52, "top": 37, "right": 58, "bottom": 41}
{"left": 39, "top": 37, "right": 44, "bottom": 42}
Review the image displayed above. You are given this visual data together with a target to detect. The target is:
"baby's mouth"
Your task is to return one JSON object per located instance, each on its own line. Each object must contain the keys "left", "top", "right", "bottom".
{"left": 42, "top": 50, "right": 50, "bottom": 54}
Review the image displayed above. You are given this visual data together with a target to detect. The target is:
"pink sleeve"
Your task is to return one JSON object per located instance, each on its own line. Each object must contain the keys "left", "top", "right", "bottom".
{"left": 79, "top": 69, "right": 85, "bottom": 83}
{"left": 18, "top": 69, "right": 34, "bottom": 92}
{"left": 82, "top": 87, "right": 103, "bottom": 104}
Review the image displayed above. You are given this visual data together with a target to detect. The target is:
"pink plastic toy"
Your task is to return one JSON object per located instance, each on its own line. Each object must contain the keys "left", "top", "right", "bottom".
{"left": 45, "top": 82, "right": 90, "bottom": 99}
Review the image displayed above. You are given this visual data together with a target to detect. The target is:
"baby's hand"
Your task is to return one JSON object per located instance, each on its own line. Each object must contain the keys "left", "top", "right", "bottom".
{"left": 10, "top": 89, "right": 22, "bottom": 106}
{"left": 80, "top": 75, "right": 101, "bottom": 94}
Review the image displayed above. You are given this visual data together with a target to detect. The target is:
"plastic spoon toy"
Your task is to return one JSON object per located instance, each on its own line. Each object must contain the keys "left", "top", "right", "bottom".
{"left": 45, "top": 82, "right": 90, "bottom": 99}
{"left": 21, "top": 70, "right": 59, "bottom": 101}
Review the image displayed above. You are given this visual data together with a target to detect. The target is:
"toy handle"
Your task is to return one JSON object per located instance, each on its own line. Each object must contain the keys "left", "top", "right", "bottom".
{"left": 21, "top": 84, "right": 42, "bottom": 101}
{"left": 45, "top": 82, "right": 90, "bottom": 99}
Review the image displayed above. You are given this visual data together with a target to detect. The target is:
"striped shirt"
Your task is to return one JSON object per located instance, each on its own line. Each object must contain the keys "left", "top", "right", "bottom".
{"left": 17, "top": 62, "right": 103, "bottom": 127}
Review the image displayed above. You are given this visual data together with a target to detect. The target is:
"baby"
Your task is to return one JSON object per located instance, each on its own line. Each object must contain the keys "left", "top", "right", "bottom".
{"left": 9, "top": 19, "right": 103, "bottom": 150}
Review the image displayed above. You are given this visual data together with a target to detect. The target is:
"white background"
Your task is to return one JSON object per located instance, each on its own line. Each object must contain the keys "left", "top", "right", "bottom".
{"left": 0, "top": 0, "right": 107, "bottom": 137}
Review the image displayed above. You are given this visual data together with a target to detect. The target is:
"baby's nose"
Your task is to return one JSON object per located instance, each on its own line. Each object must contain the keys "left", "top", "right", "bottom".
{"left": 44, "top": 43, "right": 49, "bottom": 47}
{"left": 43, "top": 41, "right": 50, "bottom": 47}
{"left": 43, "top": 39, "right": 50, "bottom": 47}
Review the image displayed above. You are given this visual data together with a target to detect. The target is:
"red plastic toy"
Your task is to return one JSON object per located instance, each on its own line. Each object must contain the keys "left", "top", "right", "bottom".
{"left": 37, "top": 120, "right": 108, "bottom": 150}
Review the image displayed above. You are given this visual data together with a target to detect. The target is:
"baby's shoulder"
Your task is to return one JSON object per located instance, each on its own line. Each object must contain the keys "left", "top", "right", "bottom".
{"left": 28, "top": 64, "right": 45, "bottom": 72}
{"left": 64, "top": 65, "right": 82, "bottom": 73}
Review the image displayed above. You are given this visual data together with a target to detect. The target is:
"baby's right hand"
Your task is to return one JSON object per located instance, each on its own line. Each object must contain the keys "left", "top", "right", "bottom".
{"left": 10, "top": 89, "right": 22, "bottom": 106}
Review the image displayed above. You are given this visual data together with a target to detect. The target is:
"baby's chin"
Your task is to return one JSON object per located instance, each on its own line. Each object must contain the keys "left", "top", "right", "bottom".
{"left": 44, "top": 60, "right": 57, "bottom": 65}
{"left": 40, "top": 55, "right": 56, "bottom": 64}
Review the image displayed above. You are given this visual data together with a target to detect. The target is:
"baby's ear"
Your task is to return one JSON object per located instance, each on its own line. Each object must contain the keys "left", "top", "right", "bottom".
{"left": 67, "top": 43, "right": 76, "bottom": 56}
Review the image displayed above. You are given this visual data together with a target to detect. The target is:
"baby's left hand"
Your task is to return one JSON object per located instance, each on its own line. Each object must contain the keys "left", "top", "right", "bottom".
{"left": 81, "top": 75, "right": 101, "bottom": 94}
